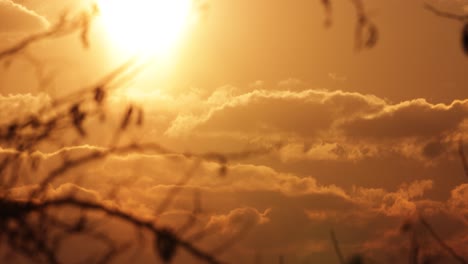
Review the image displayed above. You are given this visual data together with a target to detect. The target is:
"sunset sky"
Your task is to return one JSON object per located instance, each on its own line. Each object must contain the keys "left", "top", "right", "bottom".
{"left": 1, "top": 0, "right": 468, "bottom": 263}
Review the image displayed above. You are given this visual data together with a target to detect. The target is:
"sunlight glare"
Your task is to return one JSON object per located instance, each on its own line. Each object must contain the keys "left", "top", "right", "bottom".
{"left": 99, "top": 0, "right": 192, "bottom": 57}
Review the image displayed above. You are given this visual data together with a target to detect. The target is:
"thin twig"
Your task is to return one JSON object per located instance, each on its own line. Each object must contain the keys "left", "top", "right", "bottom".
{"left": 330, "top": 229, "right": 345, "bottom": 264}
{"left": 458, "top": 140, "right": 468, "bottom": 179}
{"left": 3, "top": 198, "right": 224, "bottom": 264}
{"left": 419, "top": 217, "right": 467, "bottom": 264}
{"left": 424, "top": 3, "right": 468, "bottom": 22}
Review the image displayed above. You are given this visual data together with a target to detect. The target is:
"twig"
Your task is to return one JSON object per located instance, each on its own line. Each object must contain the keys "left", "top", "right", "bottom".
{"left": 419, "top": 217, "right": 467, "bottom": 264}
{"left": 330, "top": 230, "right": 345, "bottom": 264}
{"left": 2, "top": 198, "right": 224, "bottom": 264}
{"left": 155, "top": 160, "right": 200, "bottom": 216}
{"left": 458, "top": 140, "right": 468, "bottom": 179}
{"left": 424, "top": 3, "right": 468, "bottom": 22}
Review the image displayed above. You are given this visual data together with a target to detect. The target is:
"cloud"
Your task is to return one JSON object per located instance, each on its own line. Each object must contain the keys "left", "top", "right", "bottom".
{"left": 277, "top": 141, "right": 379, "bottom": 161}
{"left": 1, "top": 83, "right": 467, "bottom": 262}
{"left": 165, "top": 89, "right": 385, "bottom": 138}
{"left": 0, "top": 0, "right": 49, "bottom": 33}
{"left": 16, "top": 0, "right": 95, "bottom": 20}
{"left": 6, "top": 182, "right": 102, "bottom": 204}
{"left": 205, "top": 207, "right": 271, "bottom": 234}
{"left": 3, "top": 143, "right": 467, "bottom": 263}
{"left": 328, "top": 72, "right": 347, "bottom": 82}
{"left": 249, "top": 80, "right": 264, "bottom": 88}
{"left": 448, "top": 183, "right": 468, "bottom": 223}
{"left": 342, "top": 99, "right": 468, "bottom": 140}
{"left": 0, "top": 93, "right": 51, "bottom": 123}
{"left": 277, "top": 78, "right": 303, "bottom": 87}
{"left": 162, "top": 88, "right": 467, "bottom": 163}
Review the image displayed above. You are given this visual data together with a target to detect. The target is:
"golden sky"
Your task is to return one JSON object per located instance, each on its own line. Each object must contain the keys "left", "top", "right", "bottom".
{"left": 0, "top": 0, "right": 467, "bottom": 263}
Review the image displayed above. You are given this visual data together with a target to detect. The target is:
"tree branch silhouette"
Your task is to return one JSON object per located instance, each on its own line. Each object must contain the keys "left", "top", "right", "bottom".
{"left": 0, "top": 3, "right": 277, "bottom": 263}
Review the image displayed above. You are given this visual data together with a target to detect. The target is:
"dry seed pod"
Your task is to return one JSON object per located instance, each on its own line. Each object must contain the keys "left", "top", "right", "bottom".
{"left": 321, "top": 0, "right": 332, "bottom": 27}
{"left": 136, "top": 108, "right": 144, "bottom": 126}
{"left": 365, "top": 23, "right": 378, "bottom": 49}
{"left": 94, "top": 87, "right": 105, "bottom": 104}
{"left": 120, "top": 105, "right": 134, "bottom": 131}
{"left": 155, "top": 229, "right": 178, "bottom": 263}
{"left": 70, "top": 104, "right": 87, "bottom": 137}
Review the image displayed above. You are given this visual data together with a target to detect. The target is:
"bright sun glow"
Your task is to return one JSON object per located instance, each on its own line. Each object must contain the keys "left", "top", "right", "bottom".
{"left": 99, "top": 0, "right": 192, "bottom": 57}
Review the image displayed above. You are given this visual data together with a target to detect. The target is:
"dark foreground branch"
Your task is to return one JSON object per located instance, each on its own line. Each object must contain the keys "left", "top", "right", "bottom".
{"left": 420, "top": 217, "right": 467, "bottom": 264}
{"left": 0, "top": 198, "right": 224, "bottom": 264}
{"left": 424, "top": 3, "right": 468, "bottom": 22}
{"left": 0, "top": 5, "right": 99, "bottom": 61}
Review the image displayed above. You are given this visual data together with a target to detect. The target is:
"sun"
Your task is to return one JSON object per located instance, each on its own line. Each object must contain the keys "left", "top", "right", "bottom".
{"left": 98, "top": 0, "right": 193, "bottom": 57}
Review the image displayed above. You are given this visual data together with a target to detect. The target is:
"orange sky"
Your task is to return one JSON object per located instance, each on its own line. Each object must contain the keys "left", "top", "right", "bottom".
{"left": 0, "top": 0, "right": 467, "bottom": 263}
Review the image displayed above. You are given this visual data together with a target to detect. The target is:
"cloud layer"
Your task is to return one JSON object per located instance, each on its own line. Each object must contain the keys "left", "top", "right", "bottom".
{"left": 0, "top": 81, "right": 466, "bottom": 263}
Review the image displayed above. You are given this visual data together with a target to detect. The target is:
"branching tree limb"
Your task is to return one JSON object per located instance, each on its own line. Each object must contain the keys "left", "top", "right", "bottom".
{"left": 0, "top": 4, "right": 99, "bottom": 61}
{"left": 420, "top": 217, "right": 467, "bottom": 264}
{"left": 0, "top": 3, "right": 275, "bottom": 263}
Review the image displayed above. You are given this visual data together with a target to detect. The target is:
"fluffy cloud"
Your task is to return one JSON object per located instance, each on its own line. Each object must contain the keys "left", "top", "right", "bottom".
{"left": 165, "top": 89, "right": 385, "bottom": 138}
{"left": 204, "top": 207, "right": 271, "bottom": 234}
{"left": 342, "top": 99, "right": 468, "bottom": 139}
{"left": 159, "top": 88, "right": 468, "bottom": 163}
{"left": 448, "top": 183, "right": 468, "bottom": 223}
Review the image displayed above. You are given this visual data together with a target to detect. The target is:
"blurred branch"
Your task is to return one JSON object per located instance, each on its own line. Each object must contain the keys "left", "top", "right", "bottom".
{"left": 424, "top": 2, "right": 468, "bottom": 55}
{"left": 330, "top": 230, "right": 345, "bottom": 264}
{"left": 319, "top": 0, "right": 378, "bottom": 50}
{"left": 210, "top": 222, "right": 253, "bottom": 256}
{"left": 155, "top": 161, "right": 201, "bottom": 216}
{"left": 419, "top": 217, "right": 467, "bottom": 264}
{"left": 0, "top": 3, "right": 256, "bottom": 262}
{"left": 177, "top": 190, "right": 202, "bottom": 236}
{"left": 0, "top": 197, "right": 224, "bottom": 264}
{"left": 0, "top": 5, "right": 99, "bottom": 61}
{"left": 424, "top": 3, "right": 468, "bottom": 21}
{"left": 30, "top": 142, "right": 276, "bottom": 200}
{"left": 458, "top": 140, "right": 468, "bottom": 179}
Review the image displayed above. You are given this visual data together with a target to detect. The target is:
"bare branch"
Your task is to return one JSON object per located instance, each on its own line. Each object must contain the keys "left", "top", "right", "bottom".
{"left": 330, "top": 230, "right": 345, "bottom": 264}
{"left": 0, "top": 6, "right": 98, "bottom": 61}
{"left": 420, "top": 217, "right": 467, "bottom": 264}
{"left": 424, "top": 3, "right": 468, "bottom": 22}
{"left": 0, "top": 198, "right": 224, "bottom": 264}
{"left": 459, "top": 140, "right": 468, "bottom": 179}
